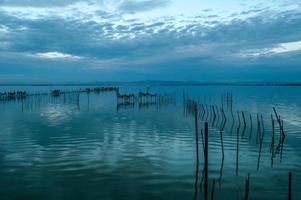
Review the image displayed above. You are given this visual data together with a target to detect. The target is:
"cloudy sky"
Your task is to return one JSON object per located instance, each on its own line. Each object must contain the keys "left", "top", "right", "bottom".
{"left": 0, "top": 0, "right": 301, "bottom": 83}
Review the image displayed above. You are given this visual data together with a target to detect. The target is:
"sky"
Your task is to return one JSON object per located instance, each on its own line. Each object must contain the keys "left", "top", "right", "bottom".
{"left": 0, "top": 0, "right": 301, "bottom": 83}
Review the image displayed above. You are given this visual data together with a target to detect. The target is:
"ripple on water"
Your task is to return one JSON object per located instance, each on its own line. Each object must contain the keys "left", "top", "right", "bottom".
{"left": 0, "top": 86, "right": 301, "bottom": 199}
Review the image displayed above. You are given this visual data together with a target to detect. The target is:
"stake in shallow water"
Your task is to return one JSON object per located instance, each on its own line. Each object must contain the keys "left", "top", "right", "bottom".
{"left": 273, "top": 107, "right": 285, "bottom": 138}
{"left": 204, "top": 122, "right": 209, "bottom": 200}
{"left": 183, "top": 95, "right": 292, "bottom": 199}
{"left": 245, "top": 173, "right": 250, "bottom": 200}
{"left": 218, "top": 129, "right": 225, "bottom": 188}
{"left": 193, "top": 104, "right": 199, "bottom": 200}
{"left": 288, "top": 172, "right": 292, "bottom": 200}
{"left": 242, "top": 111, "right": 246, "bottom": 128}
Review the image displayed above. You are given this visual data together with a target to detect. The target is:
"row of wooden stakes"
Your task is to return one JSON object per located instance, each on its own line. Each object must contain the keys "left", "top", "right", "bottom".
{"left": 0, "top": 91, "right": 27, "bottom": 101}
{"left": 0, "top": 87, "right": 119, "bottom": 102}
{"left": 116, "top": 91, "right": 176, "bottom": 104}
{"left": 192, "top": 104, "right": 293, "bottom": 200}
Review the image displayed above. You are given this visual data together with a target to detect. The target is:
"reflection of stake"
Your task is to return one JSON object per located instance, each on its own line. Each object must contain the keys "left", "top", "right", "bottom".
{"left": 77, "top": 94, "right": 80, "bottom": 110}
{"left": 261, "top": 114, "right": 265, "bottom": 134}
{"left": 270, "top": 115, "right": 275, "bottom": 167}
{"left": 201, "top": 104, "right": 206, "bottom": 120}
{"left": 280, "top": 132, "right": 285, "bottom": 162}
{"left": 210, "top": 106, "right": 213, "bottom": 125}
{"left": 257, "top": 132, "right": 263, "bottom": 171}
{"left": 200, "top": 130, "right": 205, "bottom": 154}
{"left": 183, "top": 93, "right": 186, "bottom": 115}
{"left": 249, "top": 114, "right": 252, "bottom": 139}
{"left": 256, "top": 114, "right": 260, "bottom": 144}
{"left": 236, "top": 127, "right": 239, "bottom": 176}
{"left": 216, "top": 106, "right": 220, "bottom": 128}
{"left": 221, "top": 107, "right": 227, "bottom": 131}
{"left": 273, "top": 107, "right": 285, "bottom": 138}
{"left": 231, "top": 110, "right": 235, "bottom": 135}
{"left": 218, "top": 130, "right": 225, "bottom": 188}
{"left": 270, "top": 115, "right": 275, "bottom": 152}
{"left": 211, "top": 179, "right": 216, "bottom": 200}
{"left": 212, "top": 106, "right": 216, "bottom": 127}
{"left": 260, "top": 115, "right": 265, "bottom": 142}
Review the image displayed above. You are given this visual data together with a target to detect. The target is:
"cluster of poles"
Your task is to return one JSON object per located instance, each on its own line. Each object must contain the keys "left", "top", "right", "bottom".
{"left": 0, "top": 87, "right": 119, "bottom": 110}
{"left": 116, "top": 91, "right": 176, "bottom": 111}
{"left": 1, "top": 87, "right": 176, "bottom": 112}
{"left": 184, "top": 92, "right": 286, "bottom": 168}
{"left": 0, "top": 87, "right": 119, "bottom": 101}
{"left": 19, "top": 92, "right": 81, "bottom": 111}
{"left": 221, "top": 92, "right": 233, "bottom": 111}
{"left": 0, "top": 91, "right": 27, "bottom": 101}
{"left": 187, "top": 95, "right": 293, "bottom": 200}
{"left": 51, "top": 87, "right": 119, "bottom": 97}
{"left": 117, "top": 91, "right": 159, "bottom": 104}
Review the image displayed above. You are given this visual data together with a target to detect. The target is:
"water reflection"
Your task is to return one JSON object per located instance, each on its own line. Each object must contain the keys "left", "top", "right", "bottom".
{"left": 0, "top": 85, "right": 300, "bottom": 199}
{"left": 40, "top": 105, "right": 77, "bottom": 126}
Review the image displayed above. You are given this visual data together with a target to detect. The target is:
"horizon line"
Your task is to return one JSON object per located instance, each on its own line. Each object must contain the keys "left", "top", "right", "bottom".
{"left": 1, "top": 81, "right": 301, "bottom": 86}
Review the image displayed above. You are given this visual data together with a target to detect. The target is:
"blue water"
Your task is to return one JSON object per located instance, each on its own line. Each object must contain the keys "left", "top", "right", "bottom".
{"left": 0, "top": 85, "right": 300, "bottom": 199}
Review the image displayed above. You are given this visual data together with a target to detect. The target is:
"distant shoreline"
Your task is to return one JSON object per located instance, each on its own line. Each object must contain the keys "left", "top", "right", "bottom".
{"left": 1, "top": 81, "right": 301, "bottom": 87}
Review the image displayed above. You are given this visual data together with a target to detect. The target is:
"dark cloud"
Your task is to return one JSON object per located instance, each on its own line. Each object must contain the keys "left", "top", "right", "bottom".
{"left": 118, "top": 0, "right": 170, "bottom": 13}
{"left": 1, "top": 8, "right": 301, "bottom": 57}
{"left": 1, "top": 3, "right": 301, "bottom": 82}
{"left": 239, "top": 8, "right": 268, "bottom": 15}
{"left": 0, "top": 0, "right": 83, "bottom": 7}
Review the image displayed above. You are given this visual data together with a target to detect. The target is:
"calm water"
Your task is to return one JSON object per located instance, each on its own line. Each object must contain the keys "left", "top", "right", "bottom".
{"left": 0, "top": 85, "right": 300, "bottom": 200}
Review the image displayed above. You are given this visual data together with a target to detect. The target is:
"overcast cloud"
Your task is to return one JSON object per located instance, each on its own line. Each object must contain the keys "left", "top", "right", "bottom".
{"left": 0, "top": 0, "right": 300, "bottom": 82}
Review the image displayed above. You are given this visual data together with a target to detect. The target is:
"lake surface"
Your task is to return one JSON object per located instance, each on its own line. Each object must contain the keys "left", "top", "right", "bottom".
{"left": 0, "top": 85, "right": 300, "bottom": 199}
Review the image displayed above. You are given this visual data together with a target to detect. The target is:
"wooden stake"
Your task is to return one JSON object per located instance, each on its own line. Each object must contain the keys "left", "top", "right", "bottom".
{"left": 288, "top": 172, "right": 292, "bottom": 200}
{"left": 245, "top": 174, "right": 250, "bottom": 200}
{"left": 204, "top": 122, "right": 209, "bottom": 200}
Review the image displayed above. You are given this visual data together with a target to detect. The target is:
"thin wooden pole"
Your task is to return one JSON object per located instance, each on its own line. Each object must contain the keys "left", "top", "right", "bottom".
{"left": 204, "top": 122, "right": 209, "bottom": 200}
{"left": 237, "top": 111, "right": 241, "bottom": 129}
{"left": 245, "top": 173, "right": 250, "bottom": 200}
{"left": 195, "top": 105, "right": 199, "bottom": 163}
{"left": 288, "top": 172, "right": 292, "bottom": 200}
{"left": 194, "top": 104, "right": 199, "bottom": 200}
